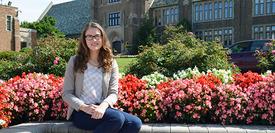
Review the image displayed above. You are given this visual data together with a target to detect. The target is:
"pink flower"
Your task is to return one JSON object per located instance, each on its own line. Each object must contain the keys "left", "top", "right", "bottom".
{"left": 175, "top": 104, "right": 180, "bottom": 110}
{"left": 176, "top": 111, "right": 182, "bottom": 117}
{"left": 53, "top": 60, "right": 59, "bottom": 65}
{"left": 265, "top": 42, "right": 272, "bottom": 47}
{"left": 187, "top": 32, "right": 194, "bottom": 36}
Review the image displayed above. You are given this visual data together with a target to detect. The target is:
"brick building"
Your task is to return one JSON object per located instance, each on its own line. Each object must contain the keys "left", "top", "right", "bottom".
{"left": 93, "top": 0, "right": 154, "bottom": 54}
{"left": 0, "top": 4, "right": 20, "bottom": 51}
{"left": 150, "top": 0, "right": 275, "bottom": 47}
{"left": 20, "top": 28, "right": 37, "bottom": 48}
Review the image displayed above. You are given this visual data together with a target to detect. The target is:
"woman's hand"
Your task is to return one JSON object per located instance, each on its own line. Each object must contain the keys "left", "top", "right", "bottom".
{"left": 79, "top": 104, "right": 95, "bottom": 115}
{"left": 91, "top": 102, "right": 109, "bottom": 119}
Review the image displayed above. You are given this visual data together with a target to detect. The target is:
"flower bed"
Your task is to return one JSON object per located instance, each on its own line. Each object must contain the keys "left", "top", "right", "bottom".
{"left": 0, "top": 70, "right": 274, "bottom": 128}
{"left": 0, "top": 73, "right": 67, "bottom": 126}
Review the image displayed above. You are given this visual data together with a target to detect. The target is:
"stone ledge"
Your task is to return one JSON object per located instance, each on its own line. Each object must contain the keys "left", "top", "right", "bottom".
{"left": 0, "top": 121, "right": 274, "bottom": 133}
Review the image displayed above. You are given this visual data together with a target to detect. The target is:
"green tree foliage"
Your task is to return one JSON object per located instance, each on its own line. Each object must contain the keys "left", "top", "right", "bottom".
{"left": 132, "top": 18, "right": 156, "bottom": 54}
{"left": 126, "top": 27, "right": 232, "bottom": 78}
{"left": 134, "top": 18, "right": 192, "bottom": 54}
{"left": 21, "top": 16, "right": 64, "bottom": 38}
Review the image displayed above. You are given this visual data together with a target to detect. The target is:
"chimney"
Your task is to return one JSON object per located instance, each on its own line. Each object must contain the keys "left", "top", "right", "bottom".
{"left": 8, "top": 1, "right": 12, "bottom": 6}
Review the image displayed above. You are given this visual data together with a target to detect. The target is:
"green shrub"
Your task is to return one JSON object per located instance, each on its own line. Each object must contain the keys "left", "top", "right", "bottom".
{"left": 0, "top": 36, "right": 77, "bottom": 80}
{"left": 126, "top": 31, "right": 232, "bottom": 78}
{"left": 0, "top": 60, "right": 21, "bottom": 80}
{"left": 256, "top": 41, "right": 275, "bottom": 72}
{"left": 0, "top": 51, "right": 30, "bottom": 63}
{"left": 31, "top": 36, "right": 77, "bottom": 76}
{"left": 0, "top": 49, "right": 33, "bottom": 80}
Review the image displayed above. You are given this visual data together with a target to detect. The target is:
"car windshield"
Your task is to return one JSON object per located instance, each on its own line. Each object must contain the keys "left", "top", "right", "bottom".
{"left": 230, "top": 41, "right": 251, "bottom": 53}
{"left": 230, "top": 40, "right": 273, "bottom": 53}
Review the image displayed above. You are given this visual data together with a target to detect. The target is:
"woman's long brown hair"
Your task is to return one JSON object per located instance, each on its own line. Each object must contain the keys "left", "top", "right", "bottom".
{"left": 74, "top": 21, "right": 113, "bottom": 73}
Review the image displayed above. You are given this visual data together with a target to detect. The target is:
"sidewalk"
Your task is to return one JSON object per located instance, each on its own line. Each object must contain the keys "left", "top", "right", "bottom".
{"left": 0, "top": 121, "right": 274, "bottom": 133}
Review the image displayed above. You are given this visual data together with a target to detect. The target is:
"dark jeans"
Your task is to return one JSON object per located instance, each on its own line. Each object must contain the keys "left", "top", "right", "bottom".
{"left": 72, "top": 108, "right": 142, "bottom": 133}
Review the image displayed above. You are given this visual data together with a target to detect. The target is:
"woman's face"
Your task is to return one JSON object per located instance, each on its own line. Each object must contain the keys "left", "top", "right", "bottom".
{"left": 85, "top": 27, "right": 103, "bottom": 52}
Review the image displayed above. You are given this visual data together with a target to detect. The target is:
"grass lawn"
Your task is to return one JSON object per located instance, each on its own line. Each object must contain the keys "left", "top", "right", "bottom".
{"left": 115, "top": 57, "right": 136, "bottom": 73}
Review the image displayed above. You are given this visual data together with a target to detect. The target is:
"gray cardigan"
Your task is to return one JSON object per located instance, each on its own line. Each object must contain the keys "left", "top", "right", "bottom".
{"left": 62, "top": 55, "right": 119, "bottom": 120}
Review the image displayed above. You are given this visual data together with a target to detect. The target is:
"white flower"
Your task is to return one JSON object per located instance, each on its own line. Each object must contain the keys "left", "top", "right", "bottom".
{"left": 0, "top": 119, "right": 6, "bottom": 125}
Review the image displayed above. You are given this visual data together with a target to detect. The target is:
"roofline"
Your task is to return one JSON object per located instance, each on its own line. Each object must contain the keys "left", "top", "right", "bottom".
{"left": 37, "top": 1, "right": 53, "bottom": 21}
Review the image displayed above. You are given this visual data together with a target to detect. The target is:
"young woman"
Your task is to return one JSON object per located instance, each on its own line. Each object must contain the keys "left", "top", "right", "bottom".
{"left": 62, "top": 21, "right": 142, "bottom": 133}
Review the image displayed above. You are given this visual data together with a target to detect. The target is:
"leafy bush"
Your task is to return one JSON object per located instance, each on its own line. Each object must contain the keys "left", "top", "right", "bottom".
{"left": 0, "top": 51, "right": 30, "bottom": 63}
{"left": 0, "top": 37, "right": 77, "bottom": 79}
{"left": 0, "top": 49, "right": 33, "bottom": 80}
{"left": 256, "top": 41, "right": 275, "bottom": 72}
{"left": 1, "top": 73, "right": 67, "bottom": 125}
{"left": 31, "top": 36, "right": 77, "bottom": 77}
{"left": 126, "top": 31, "right": 232, "bottom": 78}
{"left": 0, "top": 60, "right": 21, "bottom": 80}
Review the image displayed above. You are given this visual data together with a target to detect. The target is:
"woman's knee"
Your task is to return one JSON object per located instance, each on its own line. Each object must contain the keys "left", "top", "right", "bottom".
{"left": 131, "top": 116, "right": 142, "bottom": 130}
{"left": 104, "top": 108, "right": 125, "bottom": 127}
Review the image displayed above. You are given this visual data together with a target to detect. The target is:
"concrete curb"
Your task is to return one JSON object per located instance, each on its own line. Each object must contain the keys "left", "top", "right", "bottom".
{"left": 0, "top": 121, "right": 274, "bottom": 133}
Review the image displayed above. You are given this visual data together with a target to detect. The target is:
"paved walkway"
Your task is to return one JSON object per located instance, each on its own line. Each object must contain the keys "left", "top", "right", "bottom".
{"left": 0, "top": 121, "right": 275, "bottom": 133}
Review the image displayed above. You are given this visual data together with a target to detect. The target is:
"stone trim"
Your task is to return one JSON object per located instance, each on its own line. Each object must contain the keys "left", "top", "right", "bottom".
{"left": 0, "top": 121, "right": 275, "bottom": 133}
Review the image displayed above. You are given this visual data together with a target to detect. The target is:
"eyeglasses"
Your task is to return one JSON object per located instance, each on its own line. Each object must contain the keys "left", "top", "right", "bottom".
{"left": 85, "top": 34, "right": 102, "bottom": 41}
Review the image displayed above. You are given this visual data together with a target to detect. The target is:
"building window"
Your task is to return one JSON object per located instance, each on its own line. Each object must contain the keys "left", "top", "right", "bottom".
{"left": 259, "top": 26, "right": 264, "bottom": 39}
{"left": 267, "top": 0, "right": 271, "bottom": 14}
{"left": 253, "top": 25, "right": 275, "bottom": 39}
{"left": 195, "top": 31, "right": 203, "bottom": 40}
{"left": 108, "top": 0, "right": 120, "bottom": 3}
{"left": 214, "top": 1, "right": 222, "bottom": 19}
{"left": 6, "top": 15, "right": 12, "bottom": 31}
{"left": 214, "top": 29, "right": 223, "bottom": 42}
{"left": 225, "top": 0, "right": 233, "bottom": 18}
{"left": 204, "top": 3, "right": 209, "bottom": 20}
{"left": 214, "top": 2, "right": 219, "bottom": 19}
{"left": 108, "top": 12, "right": 120, "bottom": 26}
{"left": 224, "top": 28, "right": 233, "bottom": 47}
{"left": 266, "top": 26, "right": 272, "bottom": 38}
{"left": 224, "top": 0, "right": 229, "bottom": 18}
{"left": 195, "top": 3, "right": 199, "bottom": 21}
{"left": 218, "top": 1, "right": 222, "bottom": 19}
{"left": 198, "top": 27, "right": 233, "bottom": 46}
{"left": 272, "top": 25, "right": 275, "bottom": 39}
{"left": 204, "top": 30, "right": 213, "bottom": 41}
{"left": 229, "top": 0, "right": 233, "bottom": 17}
{"left": 254, "top": 26, "right": 259, "bottom": 39}
{"left": 208, "top": 2, "right": 213, "bottom": 20}
{"left": 21, "top": 42, "right": 27, "bottom": 49}
{"left": 193, "top": 0, "right": 233, "bottom": 23}
{"left": 254, "top": 0, "right": 275, "bottom": 16}
{"left": 163, "top": 7, "right": 179, "bottom": 25}
{"left": 154, "top": 9, "right": 162, "bottom": 26}
{"left": 199, "top": 3, "right": 203, "bottom": 21}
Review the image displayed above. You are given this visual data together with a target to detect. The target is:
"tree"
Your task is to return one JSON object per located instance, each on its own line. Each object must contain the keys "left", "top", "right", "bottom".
{"left": 21, "top": 16, "right": 64, "bottom": 39}
{"left": 132, "top": 18, "right": 156, "bottom": 54}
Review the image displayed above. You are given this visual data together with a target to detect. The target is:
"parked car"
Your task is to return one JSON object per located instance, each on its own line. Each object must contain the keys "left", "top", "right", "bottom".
{"left": 229, "top": 39, "right": 274, "bottom": 72}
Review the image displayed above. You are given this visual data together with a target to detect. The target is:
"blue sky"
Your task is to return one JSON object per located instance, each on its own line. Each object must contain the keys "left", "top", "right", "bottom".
{"left": 2, "top": 0, "right": 73, "bottom": 22}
